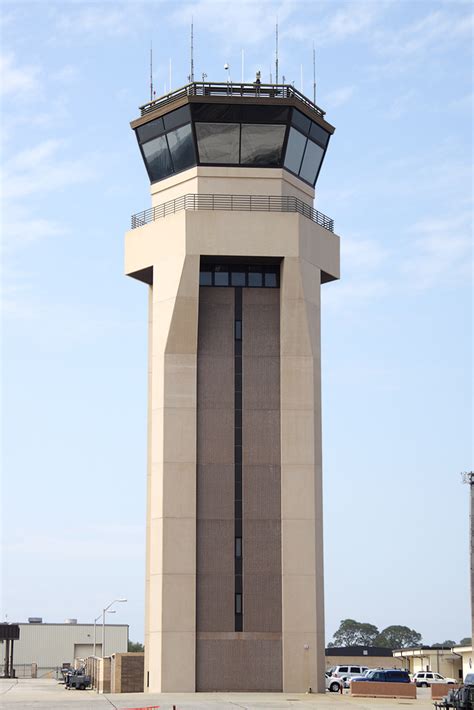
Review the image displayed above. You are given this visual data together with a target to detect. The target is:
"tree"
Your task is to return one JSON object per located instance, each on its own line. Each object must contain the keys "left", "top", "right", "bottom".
{"left": 432, "top": 640, "right": 456, "bottom": 648}
{"left": 128, "top": 640, "right": 144, "bottom": 652}
{"left": 331, "top": 619, "right": 379, "bottom": 647}
{"left": 376, "top": 625, "right": 422, "bottom": 649}
{"left": 460, "top": 637, "right": 472, "bottom": 646}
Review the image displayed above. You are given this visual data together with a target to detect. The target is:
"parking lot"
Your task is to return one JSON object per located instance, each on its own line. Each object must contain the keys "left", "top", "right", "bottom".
{"left": 0, "top": 678, "right": 435, "bottom": 709}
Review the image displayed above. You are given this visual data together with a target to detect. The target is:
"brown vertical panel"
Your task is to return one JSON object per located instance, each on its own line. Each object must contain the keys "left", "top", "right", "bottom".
{"left": 242, "top": 288, "right": 281, "bottom": 634}
{"left": 197, "top": 287, "right": 235, "bottom": 633}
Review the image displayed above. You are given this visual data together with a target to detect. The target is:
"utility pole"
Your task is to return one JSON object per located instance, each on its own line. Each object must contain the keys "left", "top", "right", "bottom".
{"left": 462, "top": 471, "right": 474, "bottom": 648}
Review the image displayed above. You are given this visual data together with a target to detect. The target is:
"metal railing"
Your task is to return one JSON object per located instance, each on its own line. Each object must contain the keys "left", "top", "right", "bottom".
{"left": 130, "top": 193, "right": 334, "bottom": 232}
{"left": 139, "top": 82, "right": 326, "bottom": 118}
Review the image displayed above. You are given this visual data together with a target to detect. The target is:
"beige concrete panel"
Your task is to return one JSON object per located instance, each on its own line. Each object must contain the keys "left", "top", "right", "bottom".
{"left": 154, "top": 254, "right": 199, "bottom": 303}
{"left": 244, "top": 574, "right": 282, "bottom": 633}
{"left": 152, "top": 355, "right": 196, "bottom": 410}
{"left": 299, "top": 215, "right": 340, "bottom": 280}
{"left": 149, "top": 518, "right": 163, "bottom": 576}
{"left": 151, "top": 407, "right": 196, "bottom": 464}
{"left": 281, "top": 520, "right": 317, "bottom": 574}
{"left": 280, "top": 356, "right": 316, "bottom": 411}
{"left": 160, "top": 632, "right": 195, "bottom": 692}
{"left": 125, "top": 212, "right": 187, "bottom": 276}
{"left": 197, "top": 520, "right": 234, "bottom": 574}
{"left": 161, "top": 517, "right": 196, "bottom": 574}
{"left": 244, "top": 519, "right": 281, "bottom": 575}
{"left": 243, "top": 465, "right": 281, "bottom": 520}
{"left": 161, "top": 462, "right": 196, "bottom": 519}
{"left": 281, "top": 257, "right": 321, "bottom": 305}
{"left": 197, "top": 464, "right": 234, "bottom": 520}
{"left": 281, "top": 575, "right": 316, "bottom": 633}
{"left": 197, "top": 407, "right": 234, "bottom": 465}
{"left": 196, "top": 574, "right": 234, "bottom": 632}
{"left": 243, "top": 409, "right": 280, "bottom": 465}
{"left": 146, "top": 632, "right": 162, "bottom": 691}
{"left": 281, "top": 409, "right": 316, "bottom": 466}
{"left": 280, "top": 298, "right": 314, "bottom": 357}
{"left": 161, "top": 574, "right": 195, "bottom": 632}
{"left": 148, "top": 575, "right": 163, "bottom": 633}
{"left": 165, "top": 297, "right": 199, "bottom": 355}
{"left": 281, "top": 465, "right": 316, "bottom": 520}
{"left": 282, "top": 632, "right": 321, "bottom": 692}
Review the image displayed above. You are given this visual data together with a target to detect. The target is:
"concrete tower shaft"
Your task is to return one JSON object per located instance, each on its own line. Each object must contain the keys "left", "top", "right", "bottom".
{"left": 125, "top": 82, "right": 340, "bottom": 694}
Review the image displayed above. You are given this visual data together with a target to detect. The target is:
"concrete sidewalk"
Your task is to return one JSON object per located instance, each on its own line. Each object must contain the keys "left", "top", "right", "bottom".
{"left": 0, "top": 678, "right": 434, "bottom": 709}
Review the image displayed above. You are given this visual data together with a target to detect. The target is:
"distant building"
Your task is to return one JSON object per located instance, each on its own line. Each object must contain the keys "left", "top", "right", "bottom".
{"left": 0, "top": 620, "right": 128, "bottom": 677}
{"left": 452, "top": 644, "right": 472, "bottom": 680}
{"left": 326, "top": 646, "right": 404, "bottom": 670}
{"left": 393, "top": 646, "right": 463, "bottom": 680}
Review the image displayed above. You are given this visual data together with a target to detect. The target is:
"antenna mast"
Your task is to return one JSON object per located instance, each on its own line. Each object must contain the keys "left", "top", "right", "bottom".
{"left": 313, "top": 43, "right": 316, "bottom": 104}
{"left": 275, "top": 20, "right": 279, "bottom": 85}
{"left": 150, "top": 41, "right": 154, "bottom": 101}
{"left": 190, "top": 18, "right": 194, "bottom": 82}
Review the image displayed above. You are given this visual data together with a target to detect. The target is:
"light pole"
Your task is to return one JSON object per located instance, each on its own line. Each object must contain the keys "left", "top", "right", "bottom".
{"left": 102, "top": 598, "right": 127, "bottom": 658}
{"left": 94, "top": 611, "right": 115, "bottom": 656}
{"left": 462, "top": 472, "right": 474, "bottom": 649}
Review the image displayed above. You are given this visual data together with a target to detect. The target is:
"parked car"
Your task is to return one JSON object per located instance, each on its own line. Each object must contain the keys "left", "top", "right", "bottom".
{"left": 412, "top": 671, "right": 456, "bottom": 687}
{"left": 354, "top": 669, "right": 411, "bottom": 683}
{"left": 464, "top": 673, "right": 474, "bottom": 685}
{"left": 327, "top": 664, "right": 369, "bottom": 682}
{"left": 325, "top": 672, "right": 343, "bottom": 693}
{"left": 348, "top": 669, "right": 378, "bottom": 684}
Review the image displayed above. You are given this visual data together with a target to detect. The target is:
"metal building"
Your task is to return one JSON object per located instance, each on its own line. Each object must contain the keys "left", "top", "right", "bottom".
{"left": 125, "top": 81, "right": 340, "bottom": 693}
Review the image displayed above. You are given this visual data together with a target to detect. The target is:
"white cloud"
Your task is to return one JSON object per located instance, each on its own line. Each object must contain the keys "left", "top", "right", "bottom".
{"left": 324, "top": 85, "right": 355, "bottom": 109}
{"left": 0, "top": 53, "right": 41, "bottom": 98}
{"left": 1, "top": 217, "right": 67, "bottom": 252}
{"left": 53, "top": 3, "right": 147, "bottom": 39}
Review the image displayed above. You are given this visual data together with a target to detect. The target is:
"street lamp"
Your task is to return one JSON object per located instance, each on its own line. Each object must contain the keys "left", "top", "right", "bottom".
{"left": 102, "top": 598, "right": 127, "bottom": 658}
{"left": 93, "top": 611, "right": 115, "bottom": 656}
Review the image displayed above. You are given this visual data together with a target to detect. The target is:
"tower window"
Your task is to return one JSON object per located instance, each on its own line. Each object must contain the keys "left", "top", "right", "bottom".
{"left": 235, "top": 593, "right": 242, "bottom": 615}
{"left": 235, "top": 537, "right": 242, "bottom": 558}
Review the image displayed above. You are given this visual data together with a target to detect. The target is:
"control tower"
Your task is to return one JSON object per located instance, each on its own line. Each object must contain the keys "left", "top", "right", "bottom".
{"left": 125, "top": 81, "right": 340, "bottom": 694}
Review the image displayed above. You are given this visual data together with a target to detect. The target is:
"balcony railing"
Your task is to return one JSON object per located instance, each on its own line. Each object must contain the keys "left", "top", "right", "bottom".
{"left": 130, "top": 193, "right": 334, "bottom": 233}
{"left": 139, "top": 82, "right": 326, "bottom": 118}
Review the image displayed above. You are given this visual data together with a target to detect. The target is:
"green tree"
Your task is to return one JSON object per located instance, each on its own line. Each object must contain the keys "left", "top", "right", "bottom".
{"left": 376, "top": 625, "right": 422, "bottom": 649}
{"left": 128, "top": 640, "right": 144, "bottom": 652}
{"left": 331, "top": 619, "right": 379, "bottom": 647}
{"left": 460, "top": 637, "right": 472, "bottom": 646}
{"left": 432, "top": 640, "right": 456, "bottom": 648}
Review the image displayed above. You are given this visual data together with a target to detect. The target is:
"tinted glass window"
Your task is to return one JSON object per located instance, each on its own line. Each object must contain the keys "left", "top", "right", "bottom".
{"left": 231, "top": 272, "right": 246, "bottom": 286}
{"left": 299, "top": 139, "right": 324, "bottom": 184}
{"left": 200, "top": 271, "right": 212, "bottom": 286}
{"left": 214, "top": 270, "right": 229, "bottom": 286}
{"left": 136, "top": 117, "right": 165, "bottom": 144}
{"left": 196, "top": 123, "right": 240, "bottom": 163}
{"left": 351, "top": 667, "right": 360, "bottom": 674}
{"left": 240, "top": 124, "right": 286, "bottom": 166}
{"left": 192, "top": 103, "right": 242, "bottom": 122}
{"left": 163, "top": 105, "right": 191, "bottom": 131}
{"left": 241, "top": 104, "right": 289, "bottom": 123}
{"left": 248, "top": 271, "right": 263, "bottom": 287}
{"left": 284, "top": 127, "right": 306, "bottom": 174}
{"left": 264, "top": 271, "right": 277, "bottom": 287}
{"left": 292, "top": 109, "right": 311, "bottom": 134}
{"left": 309, "top": 121, "right": 330, "bottom": 147}
{"left": 167, "top": 123, "right": 195, "bottom": 172}
{"left": 142, "top": 135, "right": 173, "bottom": 182}
{"left": 339, "top": 667, "right": 348, "bottom": 673}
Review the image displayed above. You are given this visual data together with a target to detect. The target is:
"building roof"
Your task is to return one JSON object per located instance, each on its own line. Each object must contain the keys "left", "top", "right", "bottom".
{"left": 326, "top": 646, "right": 395, "bottom": 657}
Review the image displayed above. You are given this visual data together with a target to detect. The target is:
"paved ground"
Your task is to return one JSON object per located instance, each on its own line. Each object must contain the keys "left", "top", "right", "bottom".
{"left": 0, "top": 679, "right": 435, "bottom": 710}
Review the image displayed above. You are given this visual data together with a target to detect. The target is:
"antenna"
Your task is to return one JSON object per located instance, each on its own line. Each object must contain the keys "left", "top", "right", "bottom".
{"left": 275, "top": 20, "right": 279, "bottom": 84}
{"left": 190, "top": 18, "right": 194, "bottom": 82}
{"left": 169, "top": 58, "right": 172, "bottom": 93}
{"left": 241, "top": 49, "right": 244, "bottom": 83}
{"left": 313, "top": 43, "right": 316, "bottom": 104}
{"left": 150, "top": 41, "right": 154, "bottom": 101}
{"left": 300, "top": 64, "right": 303, "bottom": 93}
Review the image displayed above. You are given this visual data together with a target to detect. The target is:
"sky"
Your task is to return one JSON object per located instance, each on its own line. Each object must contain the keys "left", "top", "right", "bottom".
{"left": 1, "top": 0, "right": 472, "bottom": 646}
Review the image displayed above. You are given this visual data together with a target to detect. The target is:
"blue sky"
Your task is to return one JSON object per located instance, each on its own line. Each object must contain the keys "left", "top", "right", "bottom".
{"left": 1, "top": 0, "right": 472, "bottom": 645}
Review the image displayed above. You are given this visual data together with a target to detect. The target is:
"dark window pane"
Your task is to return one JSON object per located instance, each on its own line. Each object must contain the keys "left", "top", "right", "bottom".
{"left": 264, "top": 272, "right": 277, "bottom": 287}
{"left": 240, "top": 124, "right": 286, "bottom": 166}
{"left": 234, "top": 357, "right": 242, "bottom": 374}
{"left": 284, "top": 127, "right": 306, "bottom": 175}
{"left": 214, "top": 270, "right": 229, "bottom": 286}
{"left": 241, "top": 104, "right": 289, "bottom": 123}
{"left": 167, "top": 123, "right": 195, "bottom": 172}
{"left": 191, "top": 103, "right": 242, "bottom": 122}
{"left": 163, "top": 105, "right": 191, "bottom": 131}
{"left": 136, "top": 117, "right": 165, "bottom": 144}
{"left": 231, "top": 271, "right": 246, "bottom": 286}
{"left": 235, "top": 409, "right": 242, "bottom": 427}
{"left": 235, "top": 593, "right": 242, "bottom": 614}
{"left": 196, "top": 123, "right": 240, "bottom": 163}
{"left": 235, "top": 320, "right": 242, "bottom": 340}
{"left": 142, "top": 135, "right": 173, "bottom": 182}
{"left": 248, "top": 271, "right": 263, "bottom": 287}
{"left": 309, "top": 121, "right": 329, "bottom": 147}
{"left": 235, "top": 427, "right": 242, "bottom": 445}
{"left": 199, "top": 271, "right": 212, "bottom": 285}
{"left": 291, "top": 109, "right": 311, "bottom": 134}
{"left": 299, "top": 139, "right": 324, "bottom": 185}
{"left": 235, "top": 538, "right": 242, "bottom": 558}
